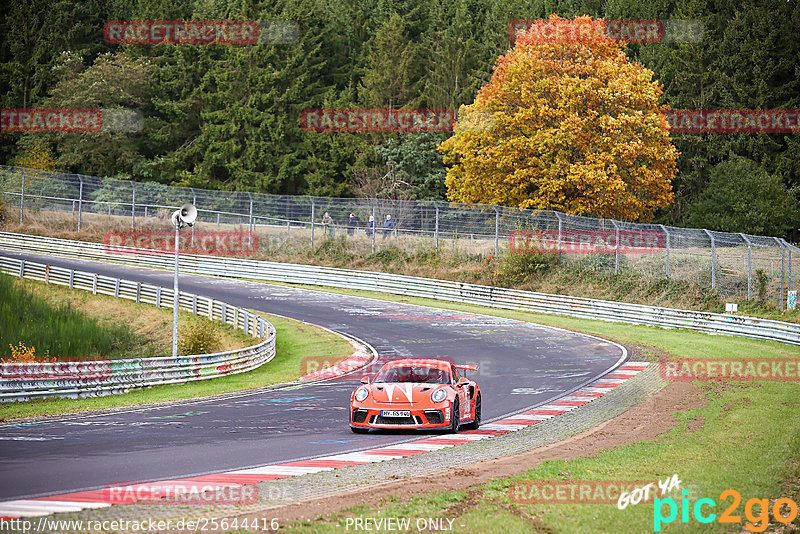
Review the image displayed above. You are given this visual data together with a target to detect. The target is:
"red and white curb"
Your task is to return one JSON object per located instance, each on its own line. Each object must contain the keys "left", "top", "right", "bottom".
{"left": 300, "top": 339, "right": 373, "bottom": 381}
{"left": 0, "top": 362, "right": 649, "bottom": 519}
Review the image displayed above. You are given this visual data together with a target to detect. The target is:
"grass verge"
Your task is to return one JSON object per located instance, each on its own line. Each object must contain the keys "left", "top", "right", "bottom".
{"left": 1, "top": 274, "right": 254, "bottom": 360}
{"left": 0, "top": 309, "right": 354, "bottom": 422}
{"left": 230, "top": 283, "right": 799, "bottom": 533}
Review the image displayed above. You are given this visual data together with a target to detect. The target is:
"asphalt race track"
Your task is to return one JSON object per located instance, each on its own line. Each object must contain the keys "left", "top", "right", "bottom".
{"left": 0, "top": 251, "right": 626, "bottom": 501}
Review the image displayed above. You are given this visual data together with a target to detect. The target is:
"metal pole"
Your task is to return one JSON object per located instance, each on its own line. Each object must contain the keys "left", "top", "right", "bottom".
{"left": 190, "top": 188, "right": 196, "bottom": 246}
{"left": 131, "top": 182, "right": 136, "bottom": 229}
{"left": 493, "top": 206, "right": 499, "bottom": 256}
{"left": 172, "top": 220, "right": 180, "bottom": 358}
{"left": 660, "top": 224, "right": 670, "bottom": 279}
{"left": 371, "top": 202, "right": 376, "bottom": 253}
{"left": 555, "top": 211, "right": 563, "bottom": 260}
{"left": 784, "top": 239, "right": 793, "bottom": 292}
{"left": 19, "top": 169, "right": 25, "bottom": 224}
{"left": 704, "top": 229, "right": 716, "bottom": 290}
{"left": 776, "top": 237, "right": 786, "bottom": 310}
{"left": 434, "top": 202, "right": 439, "bottom": 253}
{"left": 310, "top": 197, "right": 316, "bottom": 247}
{"left": 611, "top": 220, "right": 620, "bottom": 274}
{"left": 248, "top": 193, "right": 254, "bottom": 238}
{"left": 740, "top": 233, "right": 752, "bottom": 299}
{"left": 77, "top": 177, "right": 83, "bottom": 231}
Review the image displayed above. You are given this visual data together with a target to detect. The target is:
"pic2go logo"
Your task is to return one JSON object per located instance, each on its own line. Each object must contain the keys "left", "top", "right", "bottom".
{"left": 654, "top": 489, "right": 799, "bottom": 532}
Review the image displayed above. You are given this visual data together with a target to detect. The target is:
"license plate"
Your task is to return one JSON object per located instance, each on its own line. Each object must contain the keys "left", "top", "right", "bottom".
{"left": 381, "top": 410, "right": 410, "bottom": 418}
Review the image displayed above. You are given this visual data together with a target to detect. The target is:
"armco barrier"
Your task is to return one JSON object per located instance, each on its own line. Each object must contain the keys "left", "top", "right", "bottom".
{"left": 0, "top": 254, "right": 276, "bottom": 402}
{"left": 0, "top": 232, "right": 798, "bottom": 347}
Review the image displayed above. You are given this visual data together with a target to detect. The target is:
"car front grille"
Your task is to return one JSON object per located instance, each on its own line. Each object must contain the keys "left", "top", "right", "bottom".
{"left": 424, "top": 410, "right": 444, "bottom": 424}
{"left": 352, "top": 409, "right": 369, "bottom": 423}
{"left": 372, "top": 415, "right": 423, "bottom": 425}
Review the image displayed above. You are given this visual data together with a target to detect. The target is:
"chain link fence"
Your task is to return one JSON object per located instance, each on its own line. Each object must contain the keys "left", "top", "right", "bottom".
{"left": 1, "top": 165, "right": 796, "bottom": 308}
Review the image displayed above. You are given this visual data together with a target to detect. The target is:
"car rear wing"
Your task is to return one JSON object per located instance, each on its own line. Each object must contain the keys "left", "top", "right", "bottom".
{"left": 454, "top": 364, "right": 478, "bottom": 372}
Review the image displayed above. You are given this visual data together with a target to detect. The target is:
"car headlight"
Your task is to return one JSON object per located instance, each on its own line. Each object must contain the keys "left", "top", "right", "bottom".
{"left": 354, "top": 387, "right": 369, "bottom": 402}
{"left": 431, "top": 388, "right": 447, "bottom": 403}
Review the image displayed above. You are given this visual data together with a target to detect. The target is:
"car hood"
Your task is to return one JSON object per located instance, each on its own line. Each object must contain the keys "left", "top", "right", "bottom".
{"left": 369, "top": 382, "right": 447, "bottom": 404}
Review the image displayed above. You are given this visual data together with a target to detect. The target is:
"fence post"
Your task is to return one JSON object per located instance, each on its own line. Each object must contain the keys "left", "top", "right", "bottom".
{"left": 776, "top": 237, "right": 786, "bottom": 310}
{"left": 740, "top": 233, "right": 752, "bottom": 299}
{"left": 704, "top": 229, "right": 716, "bottom": 290}
{"left": 19, "top": 169, "right": 25, "bottom": 224}
{"left": 310, "top": 197, "right": 315, "bottom": 248}
{"left": 614, "top": 220, "right": 621, "bottom": 274}
{"left": 247, "top": 192, "right": 254, "bottom": 239}
{"left": 371, "top": 201, "right": 376, "bottom": 253}
{"left": 190, "top": 188, "right": 196, "bottom": 246}
{"left": 493, "top": 206, "right": 500, "bottom": 256}
{"left": 784, "top": 239, "right": 793, "bottom": 293}
{"left": 555, "top": 211, "right": 563, "bottom": 261}
{"left": 77, "top": 177, "right": 84, "bottom": 231}
{"left": 131, "top": 182, "right": 136, "bottom": 229}
{"left": 434, "top": 202, "right": 440, "bottom": 253}
{"left": 660, "top": 224, "right": 670, "bottom": 279}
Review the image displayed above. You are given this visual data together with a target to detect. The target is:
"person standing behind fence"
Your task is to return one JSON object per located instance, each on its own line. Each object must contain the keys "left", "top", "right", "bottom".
{"left": 347, "top": 213, "right": 359, "bottom": 236}
{"left": 365, "top": 215, "right": 375, "bottom": 237}
{"left": 322, "top": 212, "right": 335, "bottom": 238}
{"left": 382, "top": 214, "right": 395, "bottom": 239}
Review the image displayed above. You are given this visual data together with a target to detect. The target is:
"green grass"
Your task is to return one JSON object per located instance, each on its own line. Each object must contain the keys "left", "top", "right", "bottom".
{"left": 0, "top": 310, "right": 355, "bottom": 421}
{"left": 0, "top": 272, "right": 140, "bottom": 360}
{"left": 1, "top": 274, "right": 255, "bottom": 361}
{"left": 285, "top": 376, "right": 800, "bottom": 533}
{"left": 257, "top": 282, "right": 800, "bottom": 533}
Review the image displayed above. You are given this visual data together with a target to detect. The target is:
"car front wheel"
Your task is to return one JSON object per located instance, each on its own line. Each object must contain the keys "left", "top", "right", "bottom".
{"left": 449, "top": 398, "right": 460, "bottom": 433}
{"left": 465, "top": 393, "right": 481, "bottom": 430}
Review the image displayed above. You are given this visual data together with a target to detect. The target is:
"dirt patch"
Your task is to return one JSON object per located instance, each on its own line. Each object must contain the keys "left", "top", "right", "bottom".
{"left": 686, "top": 415, "right": 704, "bottom": 433}
{"left": 233, "top": 381, "right": 704, "bottom": 525}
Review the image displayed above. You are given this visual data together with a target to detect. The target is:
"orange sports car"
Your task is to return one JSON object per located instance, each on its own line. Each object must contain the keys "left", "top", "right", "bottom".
{"left": 349, "top": 358, "right": 481, "bottom": 433}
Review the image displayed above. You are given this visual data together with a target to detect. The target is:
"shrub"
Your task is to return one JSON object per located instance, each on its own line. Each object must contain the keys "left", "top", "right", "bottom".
{"left": 2, "top": 342, "right": 54, "bottom": 364}
{"left": 755, "top": 269, "right": 769, "bottom": 302}
{"left": 0, "top": 197, "right": 5, "bottom": 226}
{"left": 178, "top": 320, "right": 221, "bottom": 355}
{"left": 497, "top": 249, "right": 560, "bottom": 286}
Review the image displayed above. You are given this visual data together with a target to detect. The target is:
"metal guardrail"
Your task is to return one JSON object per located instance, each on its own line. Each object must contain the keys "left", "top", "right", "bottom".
{"left": 1, "top": 232, "right": 797, "bottom": 347}
{"left": 0, "top": 254, "right": 276, "bottom": 402}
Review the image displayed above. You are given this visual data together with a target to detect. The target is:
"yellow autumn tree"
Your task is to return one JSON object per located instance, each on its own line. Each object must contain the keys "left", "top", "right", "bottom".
{"left": 13, "top": 143, "right": 57, "bottom": 171}
{"left": 439, "top": 14, "right": 678, "bottom": 222}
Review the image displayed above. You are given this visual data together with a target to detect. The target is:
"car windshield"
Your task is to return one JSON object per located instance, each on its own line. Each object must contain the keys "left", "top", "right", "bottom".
{"left": 373, "top": 366, "right": 450, "bottom": 384}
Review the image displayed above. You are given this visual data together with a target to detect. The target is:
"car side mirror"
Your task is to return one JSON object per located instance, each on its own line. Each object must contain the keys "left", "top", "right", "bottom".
{"left": 457, "top": 377, "right": 469, "bottom": 387}
{"left": 360, "top": 376, "right": 370, "bottom": 384}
